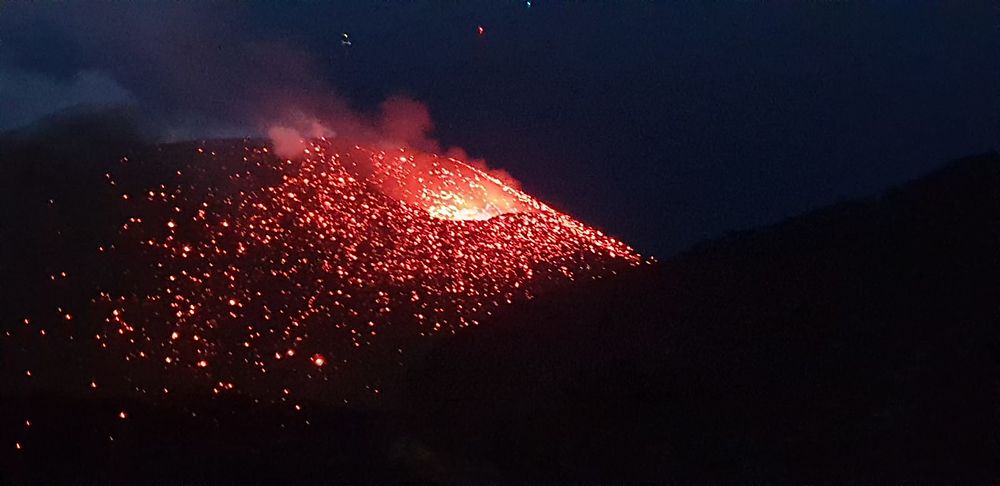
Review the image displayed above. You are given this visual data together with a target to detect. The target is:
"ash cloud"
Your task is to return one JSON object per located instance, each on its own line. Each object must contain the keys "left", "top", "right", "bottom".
{"left": 264, "top": 97, "right": 520, "bottom": 188}
{"left": 0, "top": 2, "right": 517, "bottom": 184}
{"left": 0, "top": 67, "right": 137, "bottom": 132}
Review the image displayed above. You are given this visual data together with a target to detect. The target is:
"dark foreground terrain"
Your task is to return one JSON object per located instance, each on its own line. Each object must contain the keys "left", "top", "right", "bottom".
{"left": 1, "top": 118, "right": 998, "bottom": 481}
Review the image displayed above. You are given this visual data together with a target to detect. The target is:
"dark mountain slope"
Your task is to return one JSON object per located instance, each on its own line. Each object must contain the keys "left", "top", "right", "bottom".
{"left": 1, "top": 125, "right": 996, "bottom": 480}
{"left": 402, "top": 152, "right": 1000, "bottom": 480}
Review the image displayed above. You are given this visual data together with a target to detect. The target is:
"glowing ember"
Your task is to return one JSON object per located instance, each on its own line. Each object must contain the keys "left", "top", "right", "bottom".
{"left": 98, "top": 139, "right": 643, "bottom": 397}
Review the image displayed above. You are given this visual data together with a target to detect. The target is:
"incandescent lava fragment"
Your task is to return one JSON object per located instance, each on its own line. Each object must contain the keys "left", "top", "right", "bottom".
{"left": 100, "top": 139, "right": 643, "bottom": 396}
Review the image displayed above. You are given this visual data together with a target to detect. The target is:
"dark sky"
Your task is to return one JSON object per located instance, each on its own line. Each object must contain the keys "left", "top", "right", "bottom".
{"left": 1, "top": 2, "right": 998, "bottom": 256}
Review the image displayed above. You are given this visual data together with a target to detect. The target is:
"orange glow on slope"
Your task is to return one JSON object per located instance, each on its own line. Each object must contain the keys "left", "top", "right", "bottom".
{"left": 370, "top": 150, "right": 530, "bottom": 221}
{"left": 99, "top": 139, "right": 644, "bottom": 397}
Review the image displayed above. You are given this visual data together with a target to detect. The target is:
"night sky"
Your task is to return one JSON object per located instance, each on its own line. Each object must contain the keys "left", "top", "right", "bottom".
{"left": 1, "top": 2, "right": 997, "bottom": 256}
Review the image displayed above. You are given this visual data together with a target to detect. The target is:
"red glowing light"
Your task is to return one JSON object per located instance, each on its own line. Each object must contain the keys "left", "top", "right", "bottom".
{"left": 477, "top": 25, "right": 485, "bottom": 36}
{"left": 98, "top": 140, "right": 643, "bottom": 398}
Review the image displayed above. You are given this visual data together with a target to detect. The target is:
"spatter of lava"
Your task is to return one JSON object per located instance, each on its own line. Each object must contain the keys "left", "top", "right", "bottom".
{"left": 99, "top": 139, "right": 642, "bottom": 397}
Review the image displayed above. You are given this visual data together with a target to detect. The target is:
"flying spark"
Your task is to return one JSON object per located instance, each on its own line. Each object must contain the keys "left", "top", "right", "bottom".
{"left": 97, "top": 139, "right": 644, "bottom": 398}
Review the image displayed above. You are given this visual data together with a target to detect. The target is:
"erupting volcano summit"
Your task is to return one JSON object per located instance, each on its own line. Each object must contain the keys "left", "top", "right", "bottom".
{"left": 100, "top": 139, "right": 644, "bottom": 396}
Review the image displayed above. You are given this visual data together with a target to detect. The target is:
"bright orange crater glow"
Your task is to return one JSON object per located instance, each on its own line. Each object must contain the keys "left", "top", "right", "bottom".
{"left": 98, "top": 139, "right": 645, "bottom": 398}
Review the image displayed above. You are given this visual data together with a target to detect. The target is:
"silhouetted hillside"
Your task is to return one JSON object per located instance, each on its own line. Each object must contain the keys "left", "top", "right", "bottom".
{"left": 1, "top": 141, "right": 997, "bottom": 481}
{"left": 0, "top": 110, "right": 143, "bottom": 324}
{"left": 402, "top": 152, "right": 1000, "bottom": 480}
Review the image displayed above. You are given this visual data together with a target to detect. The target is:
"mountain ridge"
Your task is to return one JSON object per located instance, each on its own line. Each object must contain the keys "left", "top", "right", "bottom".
{"left": 399, "top": 151, "right": 1000, "bottom": 480}
{"left": 1, "top": 136, "right": 997, "bottom": 480}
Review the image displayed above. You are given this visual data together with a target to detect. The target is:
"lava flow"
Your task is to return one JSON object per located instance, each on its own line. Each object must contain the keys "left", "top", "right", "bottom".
{"left": 98, "top": 139, "right": 643, "bottom": 398}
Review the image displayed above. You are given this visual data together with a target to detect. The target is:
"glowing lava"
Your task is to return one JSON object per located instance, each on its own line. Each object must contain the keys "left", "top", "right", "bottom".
{"left": 99, "top": 139, "right": 643, "bottom": 397}
{"left": 372, "top": 152, "right": 530, "bottom": 221}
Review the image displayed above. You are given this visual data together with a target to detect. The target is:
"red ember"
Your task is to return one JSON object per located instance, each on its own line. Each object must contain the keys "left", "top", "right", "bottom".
{"left": 99, "top": 140, "right": 643, "bottom": 397}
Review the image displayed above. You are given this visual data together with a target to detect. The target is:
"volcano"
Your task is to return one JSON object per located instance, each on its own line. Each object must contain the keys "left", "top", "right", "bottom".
{"left": 96, "top": 139, "right": 644, "bottom": 398}
{"left": 2, "top": 127, "right": 998, "bottom": 480}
